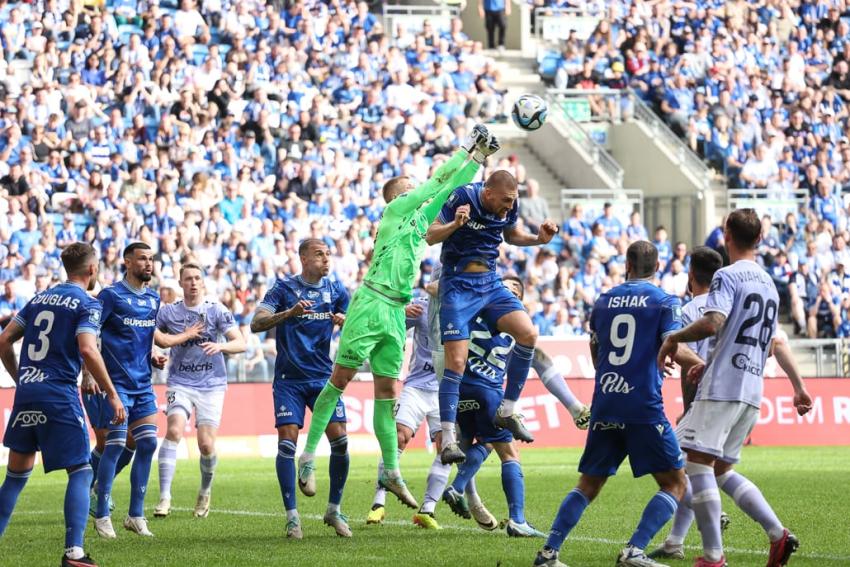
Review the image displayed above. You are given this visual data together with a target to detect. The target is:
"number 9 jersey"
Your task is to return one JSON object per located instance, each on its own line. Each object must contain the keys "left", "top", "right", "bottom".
{"left": 698, "top": 260, "right": 779, "bottom": 408}
{"left": 589, "top": 280, "right": 682, "bottom": 424}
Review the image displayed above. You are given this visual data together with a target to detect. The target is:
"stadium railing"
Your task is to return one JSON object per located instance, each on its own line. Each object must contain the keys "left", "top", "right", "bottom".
{"left": 532, "top": 7, "right": 601, "bottom": 43}
{"left": 787, "top": 338, "right": 850, "bottom": 377}
{"left": 560, "top": 188, "right": 643, "bottom": 224}
{"left": 627, "top": 89, "right": 713, "bottom": 193}
{"left": 382, "top": 3, "right": 460, "bottom": 36}
{"left": 727, "top": 188, "right": 808, "bottom": 220}
{"left": 544, "top": 91, "right": 624, "bottom": 188}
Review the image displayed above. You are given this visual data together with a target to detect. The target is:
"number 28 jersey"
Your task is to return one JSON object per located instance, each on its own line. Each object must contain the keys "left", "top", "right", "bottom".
{"left": 589, "top": 280, "right": 682, "bottom": 424}
{"left": 698, "top": 260, "right": 779, "bottom": 408}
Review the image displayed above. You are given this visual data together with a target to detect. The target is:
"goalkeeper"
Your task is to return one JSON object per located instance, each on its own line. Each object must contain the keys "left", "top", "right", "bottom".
{"left": 297, "top": 126, "right": 500, "bottom": 510}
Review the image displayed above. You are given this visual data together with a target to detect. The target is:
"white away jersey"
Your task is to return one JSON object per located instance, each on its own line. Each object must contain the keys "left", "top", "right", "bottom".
{"left": 697, "top": 260, "right": 779, "bottom": 408}
{"left": 682, "top": 293, "right": 709, "bottom": 362}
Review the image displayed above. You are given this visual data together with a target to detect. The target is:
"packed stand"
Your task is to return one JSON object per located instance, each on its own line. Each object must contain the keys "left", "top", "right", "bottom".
{"left": 0, "top": 0, "right": 515, "bottom": 381}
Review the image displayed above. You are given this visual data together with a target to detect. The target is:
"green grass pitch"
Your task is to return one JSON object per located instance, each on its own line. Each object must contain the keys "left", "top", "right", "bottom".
{"left": 1, "top": 447, "right": 848, "bottom": 566}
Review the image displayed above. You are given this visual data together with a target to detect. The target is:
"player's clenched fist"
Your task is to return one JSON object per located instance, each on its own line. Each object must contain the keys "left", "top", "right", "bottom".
{"left": 453, "top": 204, "right": 471, "bottom": 227}
{"left": 332, "top": 313, "right": 346, "bottom": 327}
{"left": 405, "top": 302, "right": 424, "bottom": 318}
{"left": 288, "top": 300, "right": 313, "bottom": 318}
{"left": 537, "top": 220, "right": 558, "bottom": 244}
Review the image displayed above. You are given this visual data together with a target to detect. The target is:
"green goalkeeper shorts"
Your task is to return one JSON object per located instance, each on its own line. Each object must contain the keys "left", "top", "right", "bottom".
{"left": 335, "top": 286, "right": 406, "bottom": 379}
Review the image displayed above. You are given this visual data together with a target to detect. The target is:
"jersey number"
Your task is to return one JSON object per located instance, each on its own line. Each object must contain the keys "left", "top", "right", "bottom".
{"left": 734, "top": 293, "right": 776, "bottom": 350}
{"left": 27, "top": 311, "right": 55, "bottom": 362}
{"left": 608, "top": 314, "right": 636, "bottom": 366}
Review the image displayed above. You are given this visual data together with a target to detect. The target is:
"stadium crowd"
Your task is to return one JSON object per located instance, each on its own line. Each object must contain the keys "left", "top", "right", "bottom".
{"left": 3, "top": 0, "right": 850, "bottom": 383}
{"left": 539, "top": 0, "right": 850, "bottom": 340}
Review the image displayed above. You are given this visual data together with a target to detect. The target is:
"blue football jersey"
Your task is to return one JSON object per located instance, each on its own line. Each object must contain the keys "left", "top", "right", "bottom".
{"left": 13, "top": 283, "right": 102, "bottom": 404}
{"left": 438, "top": 183, "right": 519, "bottom": 273}
{"left": 589, "top": 280, "right": 682, "bottom": 423}
{"left": 98, "top": 280, "right": 160, "bottom": 394}
{"left": 258, "top": 275, "right": 350, "bottom": 382}
{"left": 462, "top": 314, "right": 516, "bottom": 390}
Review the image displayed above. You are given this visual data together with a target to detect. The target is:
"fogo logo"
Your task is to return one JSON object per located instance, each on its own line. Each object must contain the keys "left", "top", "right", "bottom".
{"left": 12, "top": 411, "right": 47, "bottom": 428}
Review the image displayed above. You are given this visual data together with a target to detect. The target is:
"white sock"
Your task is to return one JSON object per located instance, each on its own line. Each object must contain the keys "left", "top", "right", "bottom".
{"left": 65, "top": 547, "right": 85, "bottom": 560}
{"left": 286, "top": 509, "right": 299, "bottom": 522}
{"left": 327, "top": 503, "right": 340, "bottom": 514}
{"left": 465, "top": 477, "right": 482, "bottom": 508}
{"left": 373, "top": 459, "right": 387, "bottom": 506}
{"left": 499, "top": 399, "right": 515, "bottom": 417}
{"left": 421, "top": 454, "right": 450, "bottom": 514}
{"left": 441, "top": 422, "right": 456, "bottom": 446}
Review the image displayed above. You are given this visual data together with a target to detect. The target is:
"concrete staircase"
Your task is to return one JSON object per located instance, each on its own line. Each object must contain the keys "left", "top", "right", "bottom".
{"left": 487, "top": 50, "right": 620, "bottom": 220}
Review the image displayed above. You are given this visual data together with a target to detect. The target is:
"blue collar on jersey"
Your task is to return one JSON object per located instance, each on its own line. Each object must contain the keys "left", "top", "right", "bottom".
{"left": 295, "top": 275, "right": 323, "bottom": 289}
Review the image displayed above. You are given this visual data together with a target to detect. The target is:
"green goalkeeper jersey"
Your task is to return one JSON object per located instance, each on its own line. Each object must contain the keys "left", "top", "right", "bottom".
{"left": 364, "top": 149, "right": 479, "bottom": 303}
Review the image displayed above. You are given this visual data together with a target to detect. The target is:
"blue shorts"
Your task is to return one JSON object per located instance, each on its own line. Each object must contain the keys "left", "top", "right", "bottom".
{"left": 273, "top": 380, "right": 347, "bottom": 429}
{"left": 3, "top": 401, "right": 90, "bottom": 473}
{"left": 579, "top": 420, "right": 683, "bottom": 478}
{"left": 457, "top": 382, "right": 512, "bottom": 444}
{"left": 83, "top": 392, "right": 110, "bottom": 430}
{"left": 97, "top": 390, "right": 159, "bottom": 429}
{"left": 440, "top": 272, "right": 524, "bottom": 342}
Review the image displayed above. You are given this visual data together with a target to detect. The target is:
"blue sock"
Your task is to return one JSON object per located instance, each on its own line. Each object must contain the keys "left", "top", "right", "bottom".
{"left": 115, "top": 447, "right": 135, "bottom": 477}
{"left": 328, "top": 435, "right": 349, "bottom": 508}
{"left": 545, "top": 488, "right": 590, "bottom": 552}
{"left": 96, "top": 428, "right": 127, "bottom": 518}
{"left": 505, "top": 343, "right": 534, "bottom": 402}
{"left": 65, "top": 465, "right": 93, "bottom": 549}
{"left": 0, "top": 468, "right": 32, "bottom": 536}
{"left": 451, "top": 444, "right": 490, "bottom": 493}
{"left": 439, "top": 369, "right": 462, "bottom": 423}
{"left": 501, "top": 460, "right": 526, "bottom": 524}
{"left": 628, "top": 490, "right": 679, "bottom": 550}
{"left": 128, "top": 424, "right": 158, "bottom": 518}
{"left": 276, "top": 439, "right": 297, "bottom": 511}
{"left": 89, "top": 449, "right": 102, "bottom": 488}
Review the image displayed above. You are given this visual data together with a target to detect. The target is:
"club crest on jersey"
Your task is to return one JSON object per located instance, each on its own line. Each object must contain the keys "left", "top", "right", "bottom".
{"left": 323, "top": 292, "right": 331, "bottom": 304}
{"left": 710, "top": 276, "right": 721, "bottom": 293}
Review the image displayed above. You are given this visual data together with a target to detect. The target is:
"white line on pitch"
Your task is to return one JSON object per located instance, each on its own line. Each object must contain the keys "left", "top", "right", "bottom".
{"left": 13, "top": 507, "right": 849, "bottom": 562}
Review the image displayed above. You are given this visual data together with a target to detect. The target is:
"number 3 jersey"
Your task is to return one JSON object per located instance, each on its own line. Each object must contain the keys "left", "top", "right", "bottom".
{"left": 698, "top": 260, "right": 779, "bottom": 408}
{"left": 12, "top": 283, "right": 103, "bottom": 404}
{"left": 589, "top": 280, "right": 682, "bottom": 424}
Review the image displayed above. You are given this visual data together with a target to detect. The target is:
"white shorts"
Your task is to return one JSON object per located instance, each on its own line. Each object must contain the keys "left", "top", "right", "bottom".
{"left": 677, "top": 400, "right": 759, "bottom": 464}
{"left": 394, "top": 386, "right": 440, "bottom": 441}
{"left": 165, "top": 385, "right": 226, "bottom": 429}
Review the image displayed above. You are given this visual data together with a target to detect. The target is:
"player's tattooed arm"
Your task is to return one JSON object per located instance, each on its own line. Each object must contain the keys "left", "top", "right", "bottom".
{"left": 425, "top": 204, "right": 471, "bottom": 245}
{"left": 250, "top": 300, "right": 313, "bottom": 333}
{"left": 0, "top": 320, "right": 25, "bottom": 384}
{"left": 657, "top": 312, "right": 725, "bottom": 369}
{"left": 154, "top": 323, "right": 205, "bottom": 348}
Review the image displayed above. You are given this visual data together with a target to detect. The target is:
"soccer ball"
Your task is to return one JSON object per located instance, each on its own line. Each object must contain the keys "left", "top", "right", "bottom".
{"left": 511, "top": 94, "right": 548, "bottom": 131}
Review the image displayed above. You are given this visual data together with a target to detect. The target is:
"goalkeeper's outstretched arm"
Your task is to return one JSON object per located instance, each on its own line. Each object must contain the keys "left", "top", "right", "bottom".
{"left": 387, "top": 149, "right": 473, "bottom": 217}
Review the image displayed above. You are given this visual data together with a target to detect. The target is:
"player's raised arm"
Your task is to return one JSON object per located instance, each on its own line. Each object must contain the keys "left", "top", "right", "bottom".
{"left": 503, "top": 219, "right": 559, "bottom": 247}
{"left": 387, "top": 125, "right": 496, "bottom": 217}
{"left": 425, "top": 203, "right": 471, "bottom": 245}
{"left": 0, "top": 319, "right": 25, "bottom": 383}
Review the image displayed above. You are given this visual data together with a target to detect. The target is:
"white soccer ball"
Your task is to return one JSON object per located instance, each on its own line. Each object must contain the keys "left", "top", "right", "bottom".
{"left": 511, "top": 94, "right": 548, "bottom": 131}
